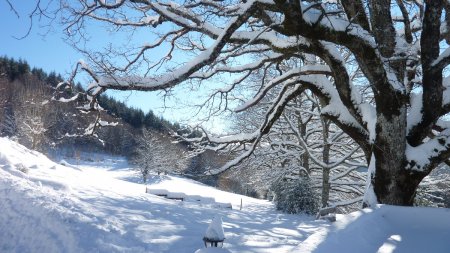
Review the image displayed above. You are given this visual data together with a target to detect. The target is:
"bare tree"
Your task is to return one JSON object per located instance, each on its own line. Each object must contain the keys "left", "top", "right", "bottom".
{"left": 14, "top": 78, "right": 53, "bottom": 150}
{"left": 133, "top": 128, "right": 189, "bottom": 181}
{"left": 40, "top": 0, "right": 450, "bottom": 206}
{"left": 229, "top": 92, "right": 365, "bottom": 210}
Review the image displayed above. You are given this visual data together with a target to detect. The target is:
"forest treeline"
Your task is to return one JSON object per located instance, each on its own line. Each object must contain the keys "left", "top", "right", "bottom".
{"left": 0, "top": 56, "right": 211, "bottom": 172}
{"left": 0, "top": 56, "right": 187, "bottom": 133}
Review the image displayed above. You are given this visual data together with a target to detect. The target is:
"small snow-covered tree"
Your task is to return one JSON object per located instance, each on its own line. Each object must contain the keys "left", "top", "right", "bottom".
{"left": 133, "top": 129, "right": 161, "bottom": 181}
{"left": 15, "top": 80, "right": 52, "bottom": 150}
{"left": 133, "top": 128, "right": 189, "bottom": 181}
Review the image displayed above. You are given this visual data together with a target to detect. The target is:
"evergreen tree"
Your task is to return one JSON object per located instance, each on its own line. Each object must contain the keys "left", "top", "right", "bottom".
{"left": 271, "top": 176, "right": 319, "bottom": 215}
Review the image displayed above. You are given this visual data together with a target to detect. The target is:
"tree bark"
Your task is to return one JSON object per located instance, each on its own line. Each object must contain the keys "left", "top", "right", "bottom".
{"left": 299, "top": 114, "right": 310, "bottom": 174}
{"left": 372, "top": 106, "right": 426, "bottom": 205}
{"left": 321, "top": 118, "right": 331, "bottom": 208}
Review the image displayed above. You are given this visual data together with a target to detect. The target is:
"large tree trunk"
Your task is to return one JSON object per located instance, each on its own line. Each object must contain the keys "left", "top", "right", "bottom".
{"left": 372, "top": 106, "right": 426, "bottom": 205}
{"left": 373, "top": 167, "right": 424, "bottom": 205}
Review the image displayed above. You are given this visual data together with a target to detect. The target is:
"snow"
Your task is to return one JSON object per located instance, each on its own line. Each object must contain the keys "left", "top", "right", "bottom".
{"left": 1, "top": 137, "right": 450, "bottom": 253}
{"left": 407, "top": 91, "right": 423, "bottom": 134}
{"left": 140, "top": 15, "right": 160, "bottom": 25}
{"left": 294, "top": 205, "right": 450, "bottom": 253}
{"left": 52, "top": 93, "right": 79, "bottom": 103}
{"left": 146, "top": 188, "right": 169, "bottom": 196}
{"left": 382, "top": 58, "right": 405, "bottom": 91}
{"left": 208, "top": 132, "right": 258, "bottom": 144}
{"left": 433, "top": 46, "right": 450, "bottom": 67}
{"left": 98, "top": 120, "right": 119, "bottom": 127}
{"left": 166, "top": 192, "right": 187, "bottom": 199}
{"left": 306, "top": 75, "right": 364, "bottom": 131}
{"left": 442, "top": 75, "right": 450, "bottom": 106}
{"left": 204, "top": 216, "right": 225, "bottom": 241}
{"left": 362, "top": 154, "right": 378, "bottom": 207}
{"left": 359, "top": 103, "right": 376, "bottom": 142}
{"left": 146, "top": 174, "right": 259, "bottom": 209}
{"left": 300, "top": 2, "right": 375, "bottom": 47}
{"left": 195, "top": 248, "right": 232, "bottom": 253}
{"left": 0, "top": 137, "right": 323, "bottom": 253}
{"left": 406, "top": 132, "right": 450, "bottom": 172}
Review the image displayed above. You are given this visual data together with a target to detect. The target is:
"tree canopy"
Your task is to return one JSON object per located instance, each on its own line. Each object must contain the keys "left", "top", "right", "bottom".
{"left": 29, "top": 0, "right": 450, "bottom": 206}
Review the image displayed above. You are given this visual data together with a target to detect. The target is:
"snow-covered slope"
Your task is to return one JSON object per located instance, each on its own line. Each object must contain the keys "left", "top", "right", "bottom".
{"left": 296, "top": 205, "right": 450, "bottom": 253}
{"left": 0, "top": 138, "right": 322, "bottom": 253}
{"left": 1, "top": 137, "right": 450, "bottom": 253}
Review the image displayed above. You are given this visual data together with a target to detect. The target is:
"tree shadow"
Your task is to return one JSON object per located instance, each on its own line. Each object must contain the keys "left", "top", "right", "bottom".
{"left": 146, "top": 174, "right": 171, "bottom": 184}
{"left": 68, "top": 187, "right": 328, "bottom": 253}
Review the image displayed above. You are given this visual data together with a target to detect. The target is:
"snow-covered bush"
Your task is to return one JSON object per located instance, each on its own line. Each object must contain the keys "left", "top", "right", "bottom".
{"left": 132, "top": 128, "right": 189, "bottom": 182}
{"left": 270, "top": 177, "right": 319, "bottom": 215}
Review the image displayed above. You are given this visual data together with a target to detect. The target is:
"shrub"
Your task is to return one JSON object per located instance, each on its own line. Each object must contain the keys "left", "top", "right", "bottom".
{"left": 271, "top": 176, "right": 319, "bottom": 215}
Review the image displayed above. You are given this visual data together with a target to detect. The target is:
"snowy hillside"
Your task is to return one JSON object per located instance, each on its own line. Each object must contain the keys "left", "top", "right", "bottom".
{"left": 0, "top": 138, "right": 323, "bottom": 253}
{"left": 1, "top": 137, "right": 450, "bottom": 253}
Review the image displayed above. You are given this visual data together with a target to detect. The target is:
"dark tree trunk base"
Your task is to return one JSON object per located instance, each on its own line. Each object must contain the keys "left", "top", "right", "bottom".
{"left": 374, "top": 168, "right": 425, "bottom": 206}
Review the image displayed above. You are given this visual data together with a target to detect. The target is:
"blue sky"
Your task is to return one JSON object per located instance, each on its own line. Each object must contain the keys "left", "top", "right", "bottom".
{"left": 0, "top": 1, "right": 80, "bottom": 75}
{"left": 0, "top": 1, "right": 166, "bottom": 112}
{"left": 0, "top": 1, "right": 229, "bottom": 131}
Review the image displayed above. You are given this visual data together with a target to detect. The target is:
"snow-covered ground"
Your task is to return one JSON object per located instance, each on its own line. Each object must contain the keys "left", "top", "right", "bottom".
{"left": 1, "top": 137, "right": 450, "bottom": 253}
{"left": 0, "top": 138, "right": 323, "bottom": 253}
{"left": 297, "top": 205, "right": 450, "bottom": 253}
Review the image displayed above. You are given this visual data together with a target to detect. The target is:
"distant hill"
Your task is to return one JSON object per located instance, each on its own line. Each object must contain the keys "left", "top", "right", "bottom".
{"left": 0, "top": 56, "right": 221, "bottom": 182}
{"left": 0, "top": 56, "right": 135, "bottom": 154}
{"left": 0, "top": 56, "right": 193, "bottom": 153}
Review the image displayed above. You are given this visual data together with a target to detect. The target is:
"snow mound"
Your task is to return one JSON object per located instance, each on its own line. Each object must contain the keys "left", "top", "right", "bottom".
{"left": 295, "top": 205, "right": 450, "bottom": 253}
{"left": 204, "top": 216, "right": 225, "bottom": 241}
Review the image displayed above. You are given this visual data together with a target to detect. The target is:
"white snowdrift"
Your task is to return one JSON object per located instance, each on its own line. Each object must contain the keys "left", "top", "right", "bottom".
{"left": 295, "top": 205, "right": 450, "bottom": 253}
